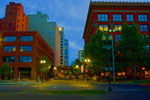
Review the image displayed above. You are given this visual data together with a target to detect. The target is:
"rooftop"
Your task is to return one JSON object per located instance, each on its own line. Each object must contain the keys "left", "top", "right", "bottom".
{"left": 90, "top": 1, "right": 150, "bottom": 6}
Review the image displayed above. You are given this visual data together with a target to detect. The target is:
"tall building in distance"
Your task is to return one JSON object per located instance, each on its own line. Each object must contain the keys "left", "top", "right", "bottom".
{"left": 58, "top": 27, "right": 64, "bottom": 66}
{"left": 28, "top": 12, "right": 60, "bottom": 67}
{"left": 0, "top": 2, "right": 28, "bottom": 32}
{"left": 64, "top": 39, "right": 69, "bottom": 66}
{"left": 78, "top": 50, "right": 84, "bottom": 62}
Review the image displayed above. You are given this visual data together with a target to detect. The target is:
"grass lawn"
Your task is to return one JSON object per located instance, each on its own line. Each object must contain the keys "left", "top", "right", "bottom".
{"left": 24, "top": 90, "right": 105, "bottom": 95}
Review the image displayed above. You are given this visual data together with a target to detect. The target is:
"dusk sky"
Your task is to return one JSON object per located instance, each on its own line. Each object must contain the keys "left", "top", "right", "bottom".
{"left": 0, "top": 0, "right": 149, "bottom": 65}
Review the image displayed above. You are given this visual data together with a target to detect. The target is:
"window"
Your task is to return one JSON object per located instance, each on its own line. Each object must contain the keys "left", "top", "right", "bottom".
{"left": 114, "top": 25, "right": 122, "bottom": 31}
{"left": 138, "top": 15, "right": 148, "bottom": 22}
{"left": 113, "top": 14, "right": 122, "bottom": 21}
{"left": 127, "top": 14, "right": 134, "bottom": 21}
{"left": 3, "top": 56, "right": 15, "bottom": 63}
{"left": 98, "top": 14, "right": 108, "bottom": 21}
{"left": 140, "top": 25, "right": 148, "bottom": 32}
{"left": 4, "top": 46, "right": 16, "bottom": 52}
{"left": 19, "top": 56, "right": 32, "bottom": 62}
{"left": 115, "top": 35, "right": 121, "bottom": 42}
{"left": 20, "top": 36, "right": 33, "bottom": 41}
{"left": 99, "top": 25, "right": 108, "bottom": 31}
{"left": 17, "top": 24, "right": 19, "bottom": 28}
{"left": 9, "top": 23, "right": 11, "bottom": 28}
{"left": 4, "top": 36, "right": 16, "bottom": 42}
{"left": 20, "top": 46, "right": 32, "bottom": 52}
{"left": 10, "top": 12, "right": 12, "bottom": 15}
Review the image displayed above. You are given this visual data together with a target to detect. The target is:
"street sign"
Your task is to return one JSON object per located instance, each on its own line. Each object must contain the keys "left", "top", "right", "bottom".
{"left": 102, "top": 46, "right": 112, "bottom": 50}
{"left": 40, "top": 68, "right": 44, "bottom": 71}
{"left": 104, "top": 67, "right": 113, "bottom": 71}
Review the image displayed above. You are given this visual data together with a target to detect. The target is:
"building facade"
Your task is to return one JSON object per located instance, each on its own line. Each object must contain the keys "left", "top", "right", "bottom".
{"left": 58, "top": 27, "right": 65, "bottom": 66}
{"left": 78, "top": 50, "right": 84, "bottom": 62}
{"left": 83, "top": 1, "right": 150, "bottom": 78}
{"left": 83, "top": 1, "right": 150, "bottom": 44}
{"left": 28, "top": 12, "right": 60, "bottom": 67}
{"left": 0, "top": 31, "right": 54, "bottom": 80}
{"left": 0, "top": 2, "right": 28, "bottom": 32}
{"left": 64, "top": 39, "right": 69, "bottom": 66}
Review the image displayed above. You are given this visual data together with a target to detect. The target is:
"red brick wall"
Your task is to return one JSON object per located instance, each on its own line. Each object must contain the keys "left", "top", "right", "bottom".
{"left": 0, "top": 2, "right": 29, "bottom": 32}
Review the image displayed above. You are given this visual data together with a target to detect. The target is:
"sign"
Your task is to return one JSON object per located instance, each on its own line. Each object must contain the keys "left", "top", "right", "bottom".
{"left": 102, "top": 46, "right": 112, "bottom": 50}
{"left": 40, "top": 68, "right": 44, "bottom": 71}
{"left": 81, "top": 66, "right": 84, "bottom": 73}
{"left": 104, "top": 67, "right": 113, "bottom": 71}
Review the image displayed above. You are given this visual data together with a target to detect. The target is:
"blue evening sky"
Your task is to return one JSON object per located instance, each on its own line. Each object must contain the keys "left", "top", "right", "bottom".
{"left": 0, "top": 0, "right": 149, "bottom": 65}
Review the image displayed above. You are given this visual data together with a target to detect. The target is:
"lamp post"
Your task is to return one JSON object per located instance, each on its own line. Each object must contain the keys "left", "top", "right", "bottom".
{"left": 102, "top": 34, "right": 112, "bottom": 92}
{"left": 109, "top": 25, "right": 116, "bottom": 83}
{"left": 48, "top": 65, "right": 51, "bottom": 81}
{"left": 53, "top": 67, "right": 56, "bottom": 80}
{"left": 84, "top": 59, "right": 90, "bottom": 80}
{"left": 40, "top": 60, "right": 46, "bottom": 83}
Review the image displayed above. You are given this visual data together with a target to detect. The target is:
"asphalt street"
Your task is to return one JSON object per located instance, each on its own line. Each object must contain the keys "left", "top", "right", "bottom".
{"left": 0, "top": 80, "right": 150, "bottom": 100}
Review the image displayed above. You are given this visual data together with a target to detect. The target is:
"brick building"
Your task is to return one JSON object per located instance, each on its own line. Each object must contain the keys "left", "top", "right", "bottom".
{"left": 83, "top": 1, "right": 150, "bottom": 44}
{"left": 0, "top": 2, "right": 54, "bottom": 80}
{"left": 0, "top": 2, "right": 28, "bottom": 32}
{"left": 0, "top": 31, "right": 54, "bottom": 80}
{"left": 83, "top": 1, "right": 150, "bottom": 78}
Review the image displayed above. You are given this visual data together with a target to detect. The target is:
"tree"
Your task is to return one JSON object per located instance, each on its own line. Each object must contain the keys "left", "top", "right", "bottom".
{"left": 118, "top": 23, "right": 144, "bottom": 79}
{"left": 39, "top": 55, "right": 52, "bottom": 82}
{"left": 39, "top": 55, "right": 52, "bottom": 73}
{"left": 70, "top": 58, "right": 83, "bottom": 75}
{"left": 0, "top": 63, "right": 11, "bottom": 80}
{"left": 140, "top": 34, "right": 150, "bottom": 68}
{"left": 84, "top": 30, "right": 108, "bottom": 75}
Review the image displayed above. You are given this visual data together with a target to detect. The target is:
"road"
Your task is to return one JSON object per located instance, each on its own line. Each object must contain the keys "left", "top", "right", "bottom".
{"left": 0, "top": 80, "right": 150, "bottom": 100}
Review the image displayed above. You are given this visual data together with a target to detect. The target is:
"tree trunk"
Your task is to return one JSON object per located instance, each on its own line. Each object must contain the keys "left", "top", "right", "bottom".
{"left": 134, "top": 66, "right": 137, "bottom": 80}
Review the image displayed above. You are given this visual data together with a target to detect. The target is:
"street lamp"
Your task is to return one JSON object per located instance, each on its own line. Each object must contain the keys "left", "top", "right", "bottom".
{"left": 40, "top": 60, "right": 46, "bottom": 83}
{"left": 109, "top": 27, "right": 116, "bottom": 83}
{"left": 84, "top": 59, "right": 90, "bottom": 80}
{"left": 53, "top": 67, "right": 56, "bottom": 80}
{"left": 102, "top": 34, "right": 112, "bottom": 92}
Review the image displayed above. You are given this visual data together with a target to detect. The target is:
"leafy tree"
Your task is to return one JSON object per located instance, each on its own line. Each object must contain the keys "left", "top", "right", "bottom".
{"left": 118, "top": 23, "right": 144, "bottom": 79}
{"left": 84, "top": 30, "right": 109, "bottom": 75}
{"left": 140, "top": 34, "right": 150, "bottom": 68}
{"left": 39, "top": 55, "right": 52, "bottom": 73}
{"left": 70, "top": 58, "right": 83, "bottom": 75}
{"left": 70, "top": 58, "right": 82, "bottom": 67}
{"left": 0, "top": 63, "right": 11, "bottom": 80}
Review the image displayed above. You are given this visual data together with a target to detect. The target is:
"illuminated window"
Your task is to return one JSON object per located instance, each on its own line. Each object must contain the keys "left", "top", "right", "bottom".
{"left": 117, "top": 72, "right": 121, "bottom": 76}
{"left": 20, "top": 46, "right": 32, "bottom": 52}
{"left": 127, "top": 14, "right": 134, "bottom": 21}
{"left": 113, "top": 14, "right": 122, "bottom": 21}
{"left": 4, "top": 46, "right": 16, "bottom": 52}
{"left": 122, "top": 72, "right": 125, "bottom": 76}
{"left": 98, "top": 14, "right": 108, "bottom": 21}
{"left": 114, "top": 25, "right": 122, "bottom": 31}
{"left": 99, "top": 25, "right": 108, "bottom": 31}
{"left": 138, "top": 15, "right": 148, "bottom": 22}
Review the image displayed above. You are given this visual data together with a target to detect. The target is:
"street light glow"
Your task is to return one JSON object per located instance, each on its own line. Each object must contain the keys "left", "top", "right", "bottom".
{"left": 76, "top": 65, "right": 79, "bottom": 68}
